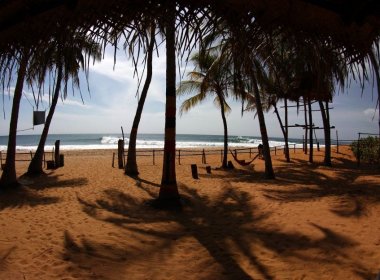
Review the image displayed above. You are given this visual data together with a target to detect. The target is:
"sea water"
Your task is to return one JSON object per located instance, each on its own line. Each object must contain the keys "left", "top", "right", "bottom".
{"left": 0, "top": 133, "right": 305, "bottom": 151}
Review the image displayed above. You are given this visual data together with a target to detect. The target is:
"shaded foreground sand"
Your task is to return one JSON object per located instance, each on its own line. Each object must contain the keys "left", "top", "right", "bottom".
{"left": 0, "top": 146, "right": 379, "bottom": 279}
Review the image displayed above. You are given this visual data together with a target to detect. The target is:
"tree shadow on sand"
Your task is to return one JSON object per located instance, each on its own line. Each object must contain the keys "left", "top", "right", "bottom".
{"left": 25, "top": 174, "right": 89, "bottom": 190}
{"left": 65, "top": 179, "right": 375, "bottom": 279}
{"left": 0, "top": 186, "right": 60, "bottom": 210}
{"left": 262, "top": 159, "right": 380, "bottom": 218}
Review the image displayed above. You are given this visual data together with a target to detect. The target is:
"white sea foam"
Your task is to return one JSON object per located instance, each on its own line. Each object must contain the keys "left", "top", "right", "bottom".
{"left": 0, "top": 135, "right": 310, "bottom": 152}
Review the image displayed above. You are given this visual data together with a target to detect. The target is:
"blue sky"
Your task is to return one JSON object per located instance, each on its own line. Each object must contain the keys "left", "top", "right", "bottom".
{"left": 0, "top": 46, "right": 379, "bottom": 141}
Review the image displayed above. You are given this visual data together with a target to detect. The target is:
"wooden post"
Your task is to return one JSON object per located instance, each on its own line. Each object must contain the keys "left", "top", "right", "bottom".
{"left": 178, "top": 150, "right": 181, "bottom": 165}
{"left": 30, "top": 151, "right": 33, "bottom": 160}
{"left": 191, "top": 164, "right": 199, "bottom": 179}
{"left": 43, "top": 152, "right": 46, "bottom": 168}
{"left": 59, "top": 154, "right": 64, "bottom": 167}
{"left": 274, "top": 146, "right": 277, "bottom": 155}
{"left": 357, "top": 133, "right": 361, "bottom": 166}
{"left": 317, "top": 142, "right": 320, "bottom": 151}
{"left": 206, "top": 165, "right": 211, "bottom": 174}
{"left": 55, "top": 140, "right": 60, "bottom": 168}
{"left": 117, "top": 139, "right": 124, "bottom": 169}
{"left": 302, "top": 135, "right": 306, "bottom": 152}
{"left": 202, "top": 149, "right": 206, "bottom": 164}
{"left": 336, "top": 130, "right": 339, "bottom": 153}
{"left": 153, "top": 149, "right": 155, "bottom": 165}
{"left": 112, "top": 152, "right": 115, "bottom": 168}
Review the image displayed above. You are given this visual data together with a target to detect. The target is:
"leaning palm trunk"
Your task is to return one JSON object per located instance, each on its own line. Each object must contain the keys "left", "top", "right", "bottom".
{"left": 159, "top": 4, "right": 180, "bottom": 206}
{"left": 252, "top": 74, "right": 275, "bottom": 179}
{"left": 27, "top": 65, "right": 63, "bottom": 176}
{"left": 0, "top": 52, "right": 28, "bottom": 188}
{"left": 273, "top": 100, "right": 290, "bottom": 162}
{"left": 319, "top": 100, "right": 332, "bottom": 166}
{"left": 369, "top": 51, "right": 380, "bottom": 137}
{"left": 125, "top": 26, "right": 155, "bottom": 176}
{"left": 216, "top": 91, "right": 228, "bottom": 168}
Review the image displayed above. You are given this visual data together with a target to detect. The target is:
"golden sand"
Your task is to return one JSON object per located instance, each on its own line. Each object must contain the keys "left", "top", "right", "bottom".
{"left": 0, "top": 146, "right": 379, "bottom": 279}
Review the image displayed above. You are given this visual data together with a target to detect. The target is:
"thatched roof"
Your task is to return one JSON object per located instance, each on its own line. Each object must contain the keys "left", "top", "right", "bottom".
{"left": 0, "top": 0, "right": 379, "bottom": 55}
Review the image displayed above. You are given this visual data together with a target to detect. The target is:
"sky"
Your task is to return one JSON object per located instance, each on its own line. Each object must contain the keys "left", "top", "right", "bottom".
{"left": 0, "top": 45, "right": 379, "bottom": 142}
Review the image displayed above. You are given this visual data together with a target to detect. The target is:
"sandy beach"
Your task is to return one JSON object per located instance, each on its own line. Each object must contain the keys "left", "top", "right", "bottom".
{"left": 0, "top": 146, "right": 379, "bottom": 279}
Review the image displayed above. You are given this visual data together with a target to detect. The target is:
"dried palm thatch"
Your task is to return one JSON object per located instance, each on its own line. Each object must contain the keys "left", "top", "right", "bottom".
{"left": 0, "top": 0, "right": 379, "bottom": 56}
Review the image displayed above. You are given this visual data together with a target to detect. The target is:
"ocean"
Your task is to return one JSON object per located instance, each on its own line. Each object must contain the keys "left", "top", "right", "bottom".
{"left": 0, "top": 133, "right": 305, "bottom": 151}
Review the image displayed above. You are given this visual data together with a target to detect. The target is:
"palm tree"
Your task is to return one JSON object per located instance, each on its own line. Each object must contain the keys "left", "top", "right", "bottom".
{"left": 158, "top": 2, "right": 180, "bottom": 207}
{"left": 0, "top": 49, "right": 30, "bottom": 188}
{"left": 248, "top": 62, "right": 276, "bottom": 179}
{"left": 125, "top": 24, "right": 156, "bottom": 176}
{"left": 177, "top": 51, "right": 232, "bottom": 168}
{"left": 26, "top": 32, "right": 101, "bottom": 176}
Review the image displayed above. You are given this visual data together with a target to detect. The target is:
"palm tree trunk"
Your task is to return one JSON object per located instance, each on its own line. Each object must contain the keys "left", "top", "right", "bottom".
{"left": 273, "top": 101, "right": 290, "bottom": 162}
{"left": 216, "top": 91, "right": 228, "bottom": 168}
{"left": 308, "top": 98, "right": 313, "bottom": 163}
{"left": 284, "top": 98, "right": 290, "bottom": 162}
{"left": 319, "top": 100, "right": 332, "bottom": 166}
{"left": 0, "top": 52, "right": 28, "bottom": 188}
{"left": 27, "top": 65, "right": 63, "bottom": 176}
{"left": 125, "top": 25, "right": 155, "bottom": 176}
{"left": 252, "top": 74, "right": 275, "bottom": 179}
{"left": 303, "top": 99, "right": 308, "bottom": 155}
{"left": 369, "top": 51, "right": 380, "bottom": 136}
{"left": 159, "top": 3, "right": 180, "bottom": 205}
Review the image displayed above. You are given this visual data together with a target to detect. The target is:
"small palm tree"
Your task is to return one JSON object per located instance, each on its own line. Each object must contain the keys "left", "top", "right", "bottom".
{"left": 125, "top": 23, "right": 156, "bottom": 176}
{"left": 177, "top": 51, "right": 232, "bottom": 168}
{"left": 27, "top": 31, "right": 101, "bottom": 176}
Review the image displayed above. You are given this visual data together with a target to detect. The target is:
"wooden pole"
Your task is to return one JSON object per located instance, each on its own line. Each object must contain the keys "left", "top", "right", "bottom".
{"left": 357, "top": 133, "right": 361, "bottom": 166}
{"left": 178, "top": 150, "right": 181, "bottom": 165}
{"left": 117, "top": 139, "right": 124, "bottom": 169}
{"left": 202, "top": 149, "right": 206, "bottom": 164}
{"left": 274, "top": 146, "right": 277, "bottom": 155}
{"left": 191, "top": 164, "right": 199, "bottom": 179}
{"left": 112, "top": 152, "right": 115, "bottom": 168}
{"left": 336, "top": 130, "right": 339, "bottom": 153}
{"left": 55, "top": 140, "right": 60, "bottom": 168}
{"left": 302, "top": 135, "right": 305, "bottom": 152}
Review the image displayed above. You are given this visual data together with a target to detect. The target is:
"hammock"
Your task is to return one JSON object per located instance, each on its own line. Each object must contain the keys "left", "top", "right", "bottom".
{"left": 229, "top": 150, "right": 259, "bottom": 166}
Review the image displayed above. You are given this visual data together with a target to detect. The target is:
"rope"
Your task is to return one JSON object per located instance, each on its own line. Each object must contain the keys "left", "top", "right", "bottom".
{"left": 17, "top": 127, "right": 34, "bottom": 132}
{"left": 22, "top": 91, "right": 34, "bottom": 109}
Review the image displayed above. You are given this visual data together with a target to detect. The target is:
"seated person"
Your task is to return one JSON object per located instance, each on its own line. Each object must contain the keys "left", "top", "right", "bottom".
{"left": 258, "top": 144, "right": 263, "bottom": 159}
